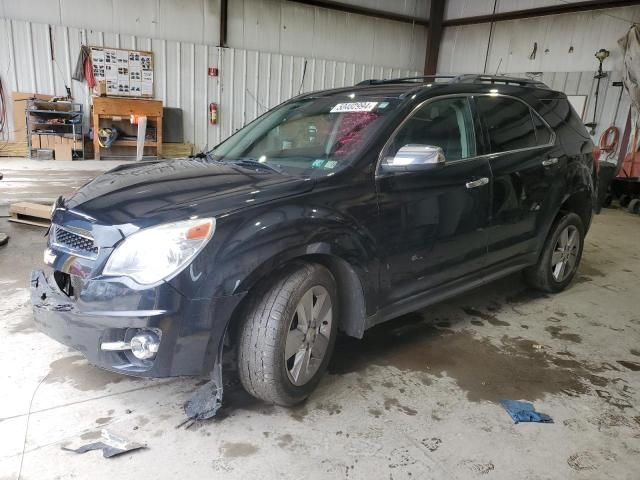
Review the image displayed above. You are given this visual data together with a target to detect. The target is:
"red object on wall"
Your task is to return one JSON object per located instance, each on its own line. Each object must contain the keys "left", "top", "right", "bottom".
{"left": 209, "top": 103, "right": 218, "bottom": 125}
{"left": 208, "top": 67, "right": 219, "bottom": 77}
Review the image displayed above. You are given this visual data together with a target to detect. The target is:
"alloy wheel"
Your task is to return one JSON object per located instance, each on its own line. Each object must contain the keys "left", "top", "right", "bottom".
{"left": 551, "top": 225, "right": 580, "bottom": 282}
{"left": 284, "top": 285, "right": 333, "bottom": 386}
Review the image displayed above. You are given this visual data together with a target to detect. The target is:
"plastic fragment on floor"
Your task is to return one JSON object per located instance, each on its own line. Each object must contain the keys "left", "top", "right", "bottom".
{"left": 61, "top": 430, "right": 146, "bottom": 458}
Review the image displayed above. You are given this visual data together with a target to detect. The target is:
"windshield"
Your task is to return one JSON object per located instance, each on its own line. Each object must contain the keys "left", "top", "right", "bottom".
{"left": 210, "top": 97, "right": 401, "bottom": 177}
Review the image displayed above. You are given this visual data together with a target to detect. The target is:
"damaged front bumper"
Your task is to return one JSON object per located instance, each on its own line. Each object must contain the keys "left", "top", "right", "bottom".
{"left": 30, "top": 269, "right": 245, "bottom": 378}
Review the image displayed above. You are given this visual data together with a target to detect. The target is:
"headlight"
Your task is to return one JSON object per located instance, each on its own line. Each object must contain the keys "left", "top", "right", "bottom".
{"left": 103, "top": 218, "right": 215, "bottom": 285}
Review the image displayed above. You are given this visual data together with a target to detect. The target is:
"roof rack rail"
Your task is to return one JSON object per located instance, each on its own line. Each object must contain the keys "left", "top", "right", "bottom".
{"left": 356, "top": 75, "right": 455, "bottom": 86}
{"left": 356, "top": 74, "right": 550, "bottom": 89}
{"left": 451, "top": 74, "right": 550, "bottom": 89}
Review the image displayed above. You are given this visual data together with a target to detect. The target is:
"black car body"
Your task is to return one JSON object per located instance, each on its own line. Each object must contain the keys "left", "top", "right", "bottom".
{"left": 31, "top": 75, "right": 595, "bottom": 406}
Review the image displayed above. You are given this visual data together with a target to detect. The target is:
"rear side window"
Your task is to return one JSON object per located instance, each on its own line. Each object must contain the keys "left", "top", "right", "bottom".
{"left": 532, "top": 110, "right": 553, "bottom": 145}
{"left": 476, "top": 96, "right": 537, "bottom": 153}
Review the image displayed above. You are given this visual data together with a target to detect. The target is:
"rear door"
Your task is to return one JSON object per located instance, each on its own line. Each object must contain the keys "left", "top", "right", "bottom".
{"left": 376, "top": 96, "right": 492, "bottom": 305}
{"left": 474, "top": 95, "right": 564, "bottom": 265}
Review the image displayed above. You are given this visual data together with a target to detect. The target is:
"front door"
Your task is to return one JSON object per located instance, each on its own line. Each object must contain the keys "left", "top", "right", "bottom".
{"left": 376, "top": 96, "right": 492, "bottom": 305}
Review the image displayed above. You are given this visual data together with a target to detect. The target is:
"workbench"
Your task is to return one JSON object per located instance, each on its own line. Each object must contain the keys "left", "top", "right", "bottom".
{"left": 92, "top": 97, "right": 163, "bottom": 160}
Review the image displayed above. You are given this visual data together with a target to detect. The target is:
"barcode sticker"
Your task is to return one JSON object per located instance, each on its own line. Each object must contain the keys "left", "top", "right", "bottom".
{"left": 330, "top": 102, "right": 378, "bottom": 113}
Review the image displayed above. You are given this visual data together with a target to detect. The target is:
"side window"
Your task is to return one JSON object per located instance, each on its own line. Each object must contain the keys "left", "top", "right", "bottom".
{"left": 476, "top": 96, "right": 537, "bottom": 152}
{"left": 532, "top": 109, "right": 553, "bottom": 145}
{"left": 389, "top": 97, "right": 476, "bottom": 161}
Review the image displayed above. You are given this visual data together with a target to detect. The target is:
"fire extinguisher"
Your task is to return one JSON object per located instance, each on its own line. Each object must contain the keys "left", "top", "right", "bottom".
{"left": 209, "top": 102, "right": 218, "bottom": 125}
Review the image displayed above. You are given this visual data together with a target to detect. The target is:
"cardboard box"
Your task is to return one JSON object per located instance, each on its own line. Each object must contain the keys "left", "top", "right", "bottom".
{"left": 31, "top": 135, "right": 40, "bottom": 149}
{"left": 12, "top": 92, "right": 54, "bottom": 143}
{"left": 54, "top": 143, "right": 72, "bottom": 161}
{"left": 93, "top": 80, "right": 107, "bottom": 97}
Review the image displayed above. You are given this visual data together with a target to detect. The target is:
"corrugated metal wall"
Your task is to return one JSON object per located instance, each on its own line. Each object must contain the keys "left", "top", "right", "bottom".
{"left": 0, "top": 18, "right": 420, "bottom": 152}
{"left": 441, "top": 2, "right": 640, "bottom": 73}
{"left": 229, "top": 0, "right": 427, "bottom": 70}
{"left": 0, "top": 0, "right": 427, "bottom": 70}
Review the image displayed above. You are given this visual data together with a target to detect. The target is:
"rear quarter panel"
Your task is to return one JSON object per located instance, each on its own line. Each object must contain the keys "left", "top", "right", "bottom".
{"left": 530, "top": 93, "right": 595, "bottom": 243}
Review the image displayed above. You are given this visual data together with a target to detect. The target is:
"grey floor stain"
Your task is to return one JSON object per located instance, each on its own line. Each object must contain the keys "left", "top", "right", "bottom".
{"left": 45, "top": 355, "right": 137, "bottom": 391}
{"left": 368, "top": 407, "right": 382, "bottom": 418}
{"left": 220, "top": 441, "right": 259, "bottom": 458}
{"left": 545, "top": 325, "right": 582, "bottom": 343}
{"left": 505, "top": 289, "right": 549, "bottom": 304}
{"left": 329, "top": 315, "right": 608, "bottom": 402}
{"left": 579, "top": 262, "right": 606, "bottom": 278}
{"left": 383, "top": 397, "right": 417, "bottom": 416}
{"left": 8, "top": 317, "right": 37, "bottom": 335}
{"left": 276, "top": 433, "right": 293, "bottom": 448}
{"left": 617, "top": 360, "right": 640, "bottom": 372}
{"left": 462, "top": 307, "right": 510, "bottom": 326}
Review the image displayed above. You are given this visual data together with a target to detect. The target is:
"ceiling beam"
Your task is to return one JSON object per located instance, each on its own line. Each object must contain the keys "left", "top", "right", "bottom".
{"left": 287, "top": 0, "right": 429, "bottom": 26}
{"left": 443, "top": 0, "right": 640, "bottom": 27}
{"left": 425, "top": 0, "right": 445, "bottom": 75}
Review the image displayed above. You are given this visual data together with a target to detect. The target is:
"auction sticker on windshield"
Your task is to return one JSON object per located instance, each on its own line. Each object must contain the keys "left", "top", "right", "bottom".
{"left": 330, "top": 102, "right": 378, "bottom": 113}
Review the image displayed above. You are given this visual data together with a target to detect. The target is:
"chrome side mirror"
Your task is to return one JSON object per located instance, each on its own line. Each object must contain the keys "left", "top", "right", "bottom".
{"left": 381, "top": 144, "right": 446, "bottom": 172}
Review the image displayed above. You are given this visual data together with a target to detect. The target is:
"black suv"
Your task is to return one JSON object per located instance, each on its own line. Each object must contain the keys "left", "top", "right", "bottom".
{"left": 31, "top": 75, "right": 596, "bottom": 410}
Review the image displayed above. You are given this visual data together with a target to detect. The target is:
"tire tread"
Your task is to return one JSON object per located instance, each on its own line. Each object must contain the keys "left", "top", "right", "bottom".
{"left": 237, "top": 262, "right": 334, "bottom": 405}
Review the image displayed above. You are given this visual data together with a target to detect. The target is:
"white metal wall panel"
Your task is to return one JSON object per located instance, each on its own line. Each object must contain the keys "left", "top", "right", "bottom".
{"left": 0, "top": 18, "right": 420, "bottom": 151}
{"left": 440, "top": 5, "right": 640, "bottom": 74}
{"left": 231, "top": 0, "right": 427, "bottom": 70}
{"left": 1, "top": 0, "right": 426, "bottom": 69}
{"left": 445, "top": 0, "right": 495, "bottom": 20}
{"left": 339, "top": 0, "right": 428, "bottom": 18}
{"left": 0, "top": 0, "right": 220, "bottom": 46}
{"left": 438, "top": 23, "right": 492, "bottom": 73}
{"left": 445, "top": 0, "right": 614, "bottom": 19}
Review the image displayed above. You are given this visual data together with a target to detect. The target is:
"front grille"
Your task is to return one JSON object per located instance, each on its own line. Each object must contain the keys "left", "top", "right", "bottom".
{"left": 52, "top": 225, "right": 99, "bottom": 257}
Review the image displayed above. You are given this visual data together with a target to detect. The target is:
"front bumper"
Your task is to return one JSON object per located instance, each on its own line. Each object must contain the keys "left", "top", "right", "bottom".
{"left": 31, "top": 269, "right": 245, "bottom": 377}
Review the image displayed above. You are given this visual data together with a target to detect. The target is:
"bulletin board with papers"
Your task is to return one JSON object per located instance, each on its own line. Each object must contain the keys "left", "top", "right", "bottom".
{"left": 90, "top": 46, "right": 154, "bottom": 98}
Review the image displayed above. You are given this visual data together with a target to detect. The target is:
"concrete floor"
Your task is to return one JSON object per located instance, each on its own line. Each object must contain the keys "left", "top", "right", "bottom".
{"left": 1, "top": 160, "right": 640, "bottom": 479}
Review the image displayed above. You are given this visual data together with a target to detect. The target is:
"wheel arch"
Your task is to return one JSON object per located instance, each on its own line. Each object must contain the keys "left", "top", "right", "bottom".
{"left": 559, "top": 188, "right": 593, "bottom": 232}
{"left": 229, "top": 251, "right": 369, "bottom": 342}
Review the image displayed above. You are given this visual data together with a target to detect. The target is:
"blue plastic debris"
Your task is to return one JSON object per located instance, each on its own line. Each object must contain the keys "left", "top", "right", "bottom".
{"left": 500, "top": 400, "right": 553, "bottom": 424}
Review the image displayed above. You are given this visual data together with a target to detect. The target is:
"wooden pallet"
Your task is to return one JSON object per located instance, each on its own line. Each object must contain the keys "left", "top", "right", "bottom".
{"left": 8, "top": 202, "right": 52, "bottom": 228}
{"left": 160, "top": 142, "right": 193, "bottom": 158}
{"left": 0, "top": 141, "right": 28, "bottom": 157}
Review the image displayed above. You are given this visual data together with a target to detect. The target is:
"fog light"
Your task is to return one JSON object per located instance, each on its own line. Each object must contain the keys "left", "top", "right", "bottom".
{"left": 130, "top": 331, "right": 160, "bottom": 360}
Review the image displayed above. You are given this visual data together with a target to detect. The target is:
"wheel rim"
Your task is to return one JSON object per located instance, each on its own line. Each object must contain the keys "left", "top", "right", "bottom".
{"left": 551, "top": 225, "right": 580, "bottom": 282}
{"left": 284, "top": 285, "right": 332, "bottom": 386}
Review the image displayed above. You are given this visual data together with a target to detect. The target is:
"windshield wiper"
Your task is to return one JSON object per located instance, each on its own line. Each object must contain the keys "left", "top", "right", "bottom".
{"left": 227, "top": 158, "right": 283, "bottom": 174}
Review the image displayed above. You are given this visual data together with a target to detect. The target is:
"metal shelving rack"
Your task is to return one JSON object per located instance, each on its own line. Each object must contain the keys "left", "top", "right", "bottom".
{"left": 26, "top": 99, "right": 84, "bottom": 159}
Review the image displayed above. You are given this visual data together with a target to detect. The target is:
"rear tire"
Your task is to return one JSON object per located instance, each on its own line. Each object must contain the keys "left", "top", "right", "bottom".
{"left": 627, "top": 198, "right": 640, "bottom": 215}
{"left": 237, "top": 262, "right": 338, "bottom": 406}
{"left": 620, "top": 194, "right": 631, "bottom": 208}
{"left": 523, "top": 212, "right": 585, "bottom": 293}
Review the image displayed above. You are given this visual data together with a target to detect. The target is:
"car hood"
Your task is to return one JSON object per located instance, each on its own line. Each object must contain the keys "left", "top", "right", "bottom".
{"left": 63, "top": 158, "right": 314, "bottom": 226}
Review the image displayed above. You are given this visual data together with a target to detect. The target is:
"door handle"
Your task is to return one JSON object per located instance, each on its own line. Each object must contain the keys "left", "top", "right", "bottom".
{"left": 465, "top": 177, "right": 489, "bottom": 189}
{"left": 542, "top": 157, "right": 559, "bottom": 166}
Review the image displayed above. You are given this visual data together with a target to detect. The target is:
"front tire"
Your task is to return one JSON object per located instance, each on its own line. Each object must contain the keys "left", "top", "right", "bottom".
{"left": 237, "top": 262, "right": 338, "bottom": 406}
{"left": 524, "top": 212, "right": 585, "bottom": 293}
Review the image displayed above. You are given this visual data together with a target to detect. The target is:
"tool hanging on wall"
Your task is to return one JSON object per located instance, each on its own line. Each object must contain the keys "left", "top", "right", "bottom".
{"left": 585, "top": 48, "right": 610, "bottom": 135}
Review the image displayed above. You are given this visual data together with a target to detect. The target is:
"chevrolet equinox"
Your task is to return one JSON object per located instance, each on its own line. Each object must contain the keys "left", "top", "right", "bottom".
{"left": 32, "top": 74, "right": 597, "bottom": 408}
